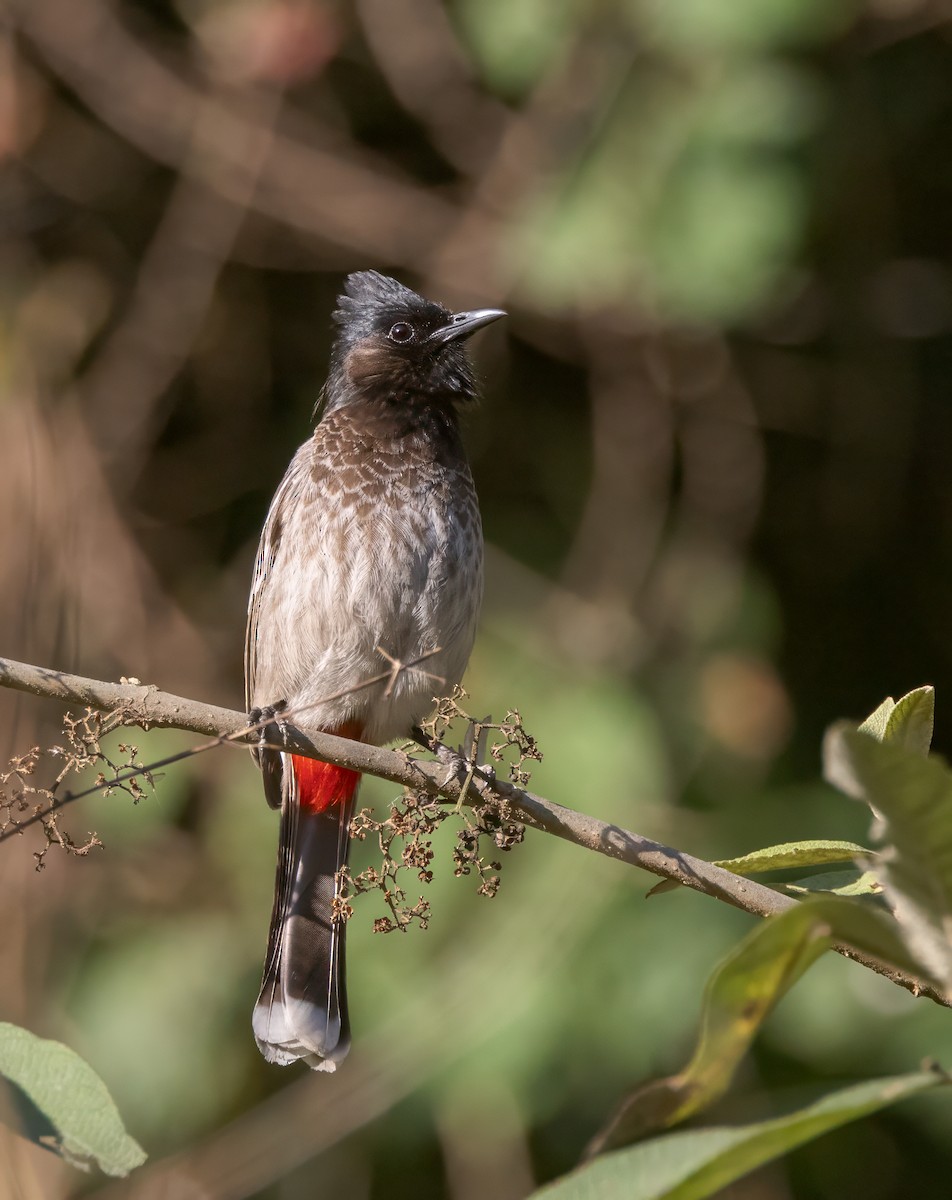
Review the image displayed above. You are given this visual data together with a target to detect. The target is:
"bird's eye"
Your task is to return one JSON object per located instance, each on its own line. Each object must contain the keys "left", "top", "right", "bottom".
{"left": 388, "top": 322, "right": 414, "bottom": 344}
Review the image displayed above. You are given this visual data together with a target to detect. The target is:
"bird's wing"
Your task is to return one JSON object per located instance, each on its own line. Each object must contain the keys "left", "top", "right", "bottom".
{"left": 244, "top": 443, "right": 311, "bottom": 713}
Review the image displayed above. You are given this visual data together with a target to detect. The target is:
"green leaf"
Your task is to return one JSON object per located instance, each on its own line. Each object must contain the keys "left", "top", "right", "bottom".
{"left": 648, "top": 154, "right": 806, "bottom": 323}
{"left": 632, "top": 0, "right": 858, "bottom": 55}
{"left": 586, "top": 897, "right": 916, "bottom": 1156}
{"left": 824, "top": 725, "right": 952, "bottom": 992}
{"left": 858, "top": 697, "right": 895, "bottom": 741}
{"left": 586, "top": 901, "right": 829, "bottom": 1153}
{"left": 805, "top": 895, "right": 923, "bottom": 972}
{"left": 513, "top": 60, "right": 819, "bottom": 325}
{"left": 0, "top": 1024, "right": 146, "bottom": 1177}
{"left": 883, "top": 687, "right": 935, "bottom": 756}
{"left": 713, "top": 840, "right": 871, "bottom": 875}
{"left": 646, "top": 840, "right": 869, "bottom": 898}
{"left": 454, "top": 0, "right": 579, "bottom": 93}
{"left": 856, "top": 686, "right": 934, "bottom": 753}
{"left": 780, "top": 868, "right": 881, "bottom": 898}
{"left": 533, "top": 1069, "right": 948, "bottom": 1199}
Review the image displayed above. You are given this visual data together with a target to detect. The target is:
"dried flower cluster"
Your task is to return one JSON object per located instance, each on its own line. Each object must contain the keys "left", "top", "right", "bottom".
{"left": 0, "top": 707, "right": 156, "bottom": 869}
{"left": 341, "top": 689, "right": 533, "bottom": 931}
{"left": 1, "top": 689, "right": 535, "bottom": 940}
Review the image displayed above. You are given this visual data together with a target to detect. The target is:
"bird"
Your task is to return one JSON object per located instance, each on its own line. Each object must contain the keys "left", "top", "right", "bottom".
{"left": 244, "top": 269, "right": 505, "bottom": 1071}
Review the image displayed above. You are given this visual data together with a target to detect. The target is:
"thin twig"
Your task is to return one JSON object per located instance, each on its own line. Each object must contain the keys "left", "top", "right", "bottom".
{"left": 0, "top": 655, "right": 944, "bottom": 1007}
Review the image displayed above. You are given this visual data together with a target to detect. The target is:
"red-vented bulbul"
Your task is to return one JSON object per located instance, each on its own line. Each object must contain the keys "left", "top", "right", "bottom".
{"left": 245, "top": 271, "right": 504, "bottom": 1070}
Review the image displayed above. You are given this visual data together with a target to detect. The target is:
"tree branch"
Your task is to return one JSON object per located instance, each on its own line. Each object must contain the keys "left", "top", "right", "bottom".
{"left": 0, "top": 655, "right": 944, "bottom": 1007}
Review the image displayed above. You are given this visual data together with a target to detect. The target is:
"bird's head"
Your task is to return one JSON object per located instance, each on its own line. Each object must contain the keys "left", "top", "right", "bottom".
{"left": 325, "top": 271, "right": 505, "bottom": 413}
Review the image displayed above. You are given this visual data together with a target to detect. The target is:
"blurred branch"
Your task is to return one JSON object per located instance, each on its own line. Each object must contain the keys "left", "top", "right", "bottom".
{"left": 560, "top": 337, "right": 673, "bottom": 612}
{"left": 0, "top": 655, "right": 945, "bottom": 1008}
{"left": 420, "top": 22, "right": 630, "bottom": 303}
{"left": 80, "top": 89, "right": 285, "bottom": 475}
{"left": 12, "top": 0, "right": 459, "bottom": 268}
{"left": 355, "top": 0, "right": 509, "bottom": 178}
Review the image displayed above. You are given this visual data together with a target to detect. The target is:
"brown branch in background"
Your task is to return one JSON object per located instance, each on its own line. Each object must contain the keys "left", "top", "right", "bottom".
{"left": 12, "top": 0, "right": 460, "bottom": 272}
{"left": 0, "top": 655, "right": 944, "bottom": 1008}
{"left": 419, "top": 23, "right": 630, "bottom": 305}
{"left": 355, "top": 0, "right": 510, "bottom": 178}
{"left": 79, "top": 88, "right": 285, "bottom": 476}
{"left": 555, "top": 338, "right": 674, "bottom": 673}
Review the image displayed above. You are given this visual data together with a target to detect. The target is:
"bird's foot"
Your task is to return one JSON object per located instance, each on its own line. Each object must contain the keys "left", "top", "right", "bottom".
{"left": 250, "top": 701, "right": 290, "bottom": 810}
{"left": 249, "top": 700, "right": 289, "bottom": 751}
{"left": 411, "top": 722, "right": 495, "bottom": 810}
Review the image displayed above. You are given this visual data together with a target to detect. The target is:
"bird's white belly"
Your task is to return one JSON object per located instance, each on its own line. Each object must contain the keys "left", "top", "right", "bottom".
{"left": 253, "top": 493, "right": 481, "bottom": 744}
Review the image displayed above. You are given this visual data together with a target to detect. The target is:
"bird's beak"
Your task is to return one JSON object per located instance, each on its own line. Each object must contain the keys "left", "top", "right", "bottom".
{"left": 429, "top": 308, "right": 507, "bottom": 346}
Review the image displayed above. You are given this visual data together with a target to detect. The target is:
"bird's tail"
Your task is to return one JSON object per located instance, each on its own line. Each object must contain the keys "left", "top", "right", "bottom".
{"left": 253, "top": 745, "right": 361, "bottom": 1070}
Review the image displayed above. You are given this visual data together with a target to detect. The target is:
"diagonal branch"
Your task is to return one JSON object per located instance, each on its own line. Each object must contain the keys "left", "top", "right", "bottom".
{"left": 0, "top": 655, "right": 945, "bottom": 1006}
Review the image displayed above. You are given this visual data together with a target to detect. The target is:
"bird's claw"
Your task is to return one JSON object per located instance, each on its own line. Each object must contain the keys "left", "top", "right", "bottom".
{"left": 440, "top": 744, "right": 498, "bottom": 811}
{"left": 433, "top": 744, "right": 470, "bottom": 791}
{"left": 249, "top": 701, "right": 289, "bottom": 752}
{"left": 410, "top": 721, "right": 494, "bottom": 809}
{"left": 472, "top": 759, "right": 496, "bottom": 788}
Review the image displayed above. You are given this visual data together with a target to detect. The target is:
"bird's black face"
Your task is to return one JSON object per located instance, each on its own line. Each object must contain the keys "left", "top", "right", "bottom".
{"left": 326, "top": 271, "right": 505, "bottom": 412}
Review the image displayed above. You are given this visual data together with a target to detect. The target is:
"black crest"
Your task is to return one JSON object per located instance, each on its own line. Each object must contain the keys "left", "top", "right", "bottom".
{"left": 333, "top": 271, "right": 446, "bottom": 342}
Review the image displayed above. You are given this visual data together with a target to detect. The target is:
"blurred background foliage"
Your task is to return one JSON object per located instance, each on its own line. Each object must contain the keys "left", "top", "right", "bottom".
{"left": 2, "top": 0, "right": 952, "bottom": 1195}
